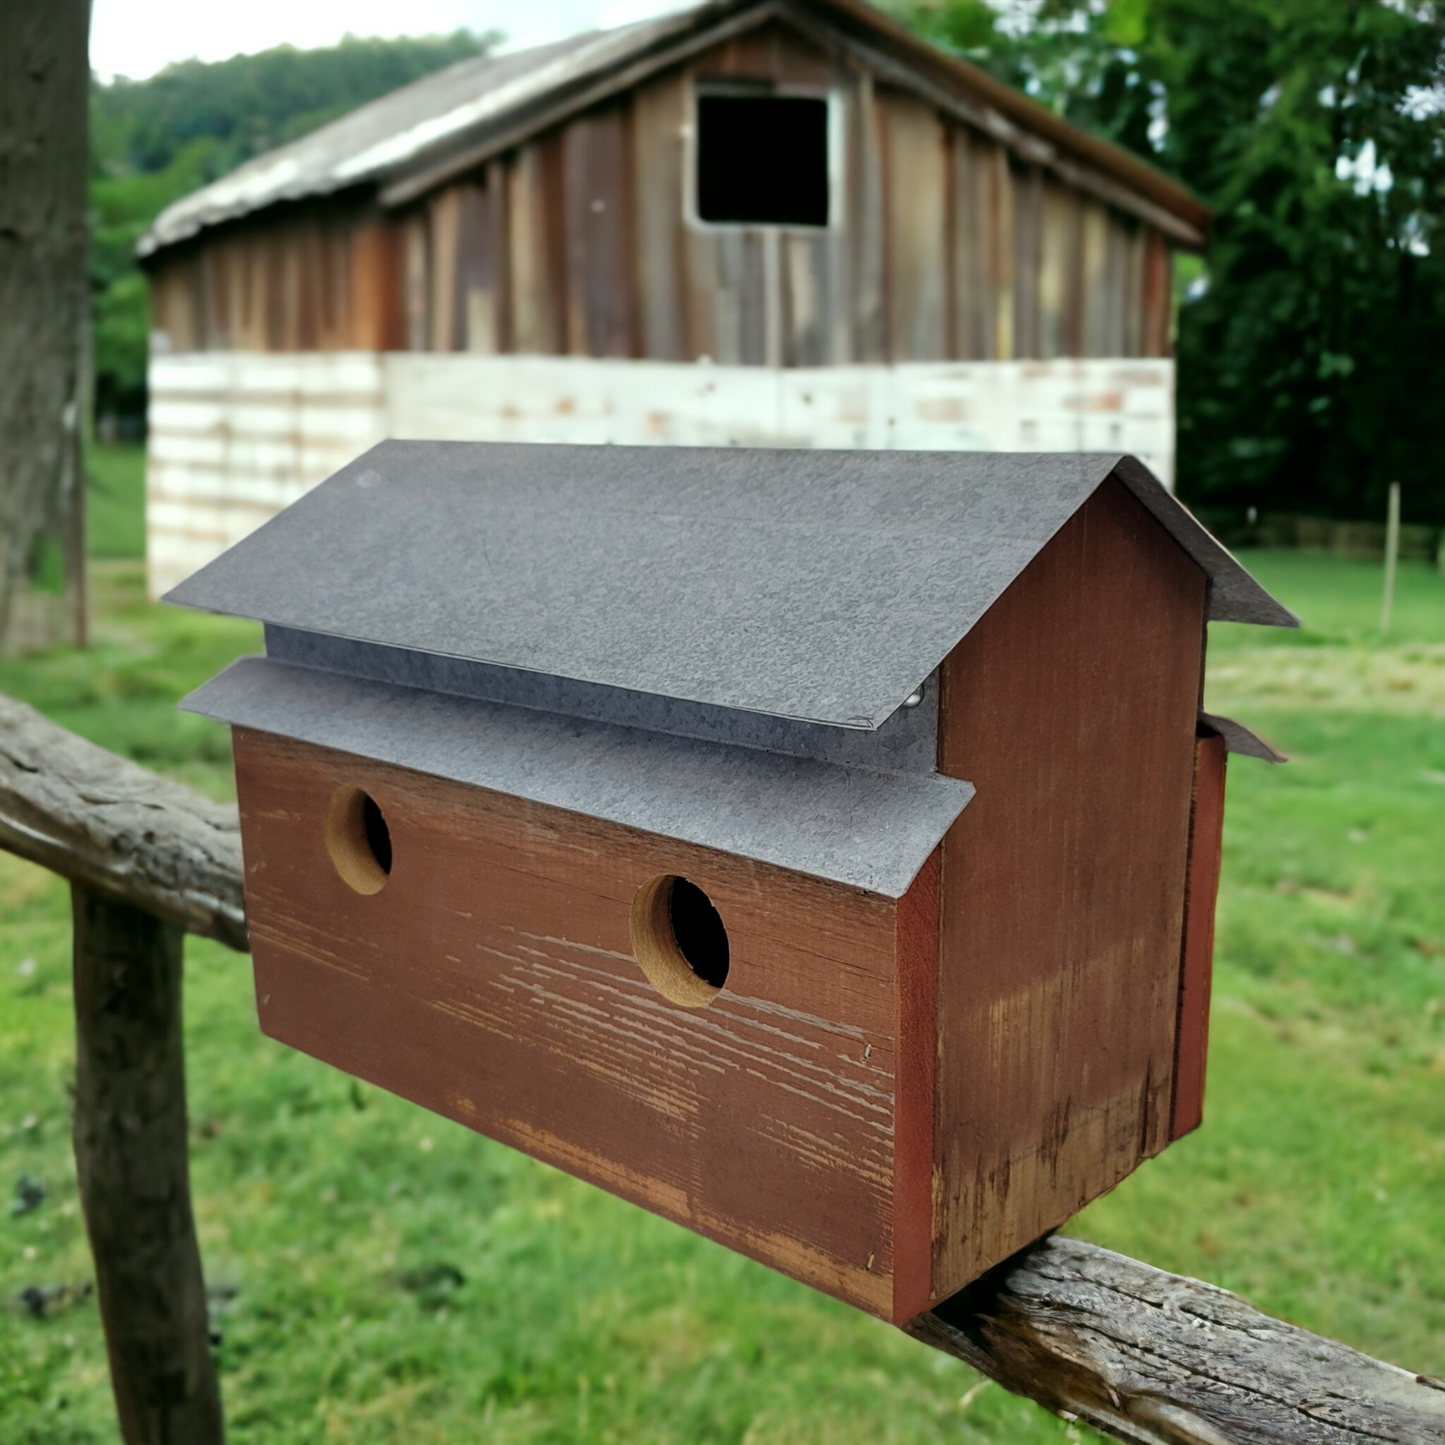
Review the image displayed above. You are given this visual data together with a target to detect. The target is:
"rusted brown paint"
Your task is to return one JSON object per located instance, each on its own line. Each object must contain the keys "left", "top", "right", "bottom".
{"left": 931, "top": 477, "right": 1206, "bottom": 1302}
{"left": 891, "top": 848, "right": 939, "bottom": 1322}
{"left": 232, "top": 726, "right": 906, "bottom": 1318}
{"left": 1170, "top": 730, "right": 1227, "bottom": 1140}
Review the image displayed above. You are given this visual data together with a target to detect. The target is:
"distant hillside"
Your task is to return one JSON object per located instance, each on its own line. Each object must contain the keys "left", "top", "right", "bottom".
{"left": 91, "top": 30, "right": 497, "bottom": 422}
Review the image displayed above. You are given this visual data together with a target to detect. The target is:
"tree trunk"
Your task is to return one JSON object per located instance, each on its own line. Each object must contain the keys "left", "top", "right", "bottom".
{"left": 72, "top": 883, "right": 226, "bottom": 1445}
{"left": 0, "top": 0, "right": 91, "bottom": 650}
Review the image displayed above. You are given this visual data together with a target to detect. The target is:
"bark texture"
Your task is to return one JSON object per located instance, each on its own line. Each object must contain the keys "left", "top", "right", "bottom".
{"left": 0, "top": 0, "right": 91, "bottom": 647}
{"left": 72, "top": 884, "right": 225, "bottom": 1444}
{"left": 0, "top": 692, "right": 247, "bottom": 948}
{"left": 906, "top": 1234, "right": 1445, "bottom": 1444}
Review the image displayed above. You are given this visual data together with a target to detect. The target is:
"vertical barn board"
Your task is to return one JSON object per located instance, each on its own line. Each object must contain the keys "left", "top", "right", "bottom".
{"left": 960, "top": 131, "right": 1000, "bottom": 360}
{"left": 563, "top": 102, "right": 637, "bottom": 358}
{"left": 681, "top": 219, "right": 721, "bottom": 362}
{"left": 706, "top": 230, "right": 745, "bottom": 365}
{"left": 510, "top": 137, "right": 568, "bottom": 355}
{"left": 455, "top": 180, "right": 496, "bottom": 354}
{"left": 988, "top": 144, "right": 1015, "bottom": 360}
{"left": 486, "top": 161, "right": 515, "bottom": 354}
{"left": 1144, "top": 228, "right": 1172, "bottom": 358}
{"left": 632, "top": 69, "right": 687, "bottom": 361}
{"left": 402, "top": 211, "right": 430, "bottom": 352}
{"left": 1170, "top": 730, "right": 1226, "bottom": 1139}
{"left": 1079, "top": 199, "right": 1112, "bottom": 358}
{"left": 201, "top": 244, "right": 226, "bottom": 350}
{"left": 1037, "top": 181, "right": 1076, "bottom": 359}
{"left": 881, "top": 89, "right": 947, "bottom": 363}
{"left": 851, "top": 72, "right": 886, "bottom": 363}
{"left": 509, "top": 145, "right": 548, "bottom": 354}
{"left": 150, "top": 255, "right": 196, "bottom": 353}
{"left": 246, "top": 231, "right": 270, "bottom": 351}
{"left": 932, "top": 477, "right": 1204, "bottom": 1300}
{"left": 428, "top": 186, "right": 463, "bottom": 352}
{"left": 949, "top": 126, "right": 980, "bottom": 360}
{"left": 1123, "top": 219, "right": 1147, "bottom": 357}
{"left": 878, "top": 88, "right": 947, "bottom": 361}
{"left": 299, "top": 216, "right": 325, "bottom": 350}
{"left": 233, "top": 728, "right": 900, "bottom": 1318}
{"left": 783, "top": 231, "right": 828, "bottom": 367}
{"left": 1013, "top": 163, "right": 1043, "bottom": 360}
{"left": 349, "top": 218, "right": 402, "bottom": 351}
{"left": 740, "top": 232, "right": 769, "bottom": 367}
{"left": 1102, "top": 211, "right": 1128, "bottom": 357}
{"left": 541, "top": 129, "right": 570, "bottom": 355}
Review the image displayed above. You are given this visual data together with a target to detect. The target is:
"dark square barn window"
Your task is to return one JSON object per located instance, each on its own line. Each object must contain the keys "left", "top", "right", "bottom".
{"left": 696, "top": 93, "right": 830, "bottom": 227}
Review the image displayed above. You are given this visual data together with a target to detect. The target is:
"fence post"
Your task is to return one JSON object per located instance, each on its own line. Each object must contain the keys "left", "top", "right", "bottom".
{"left": 71, "top": 882, "right": 225, "bottom": 1445}
{"left": 1380, "top": 481, "right": 1401, "bottom": 634}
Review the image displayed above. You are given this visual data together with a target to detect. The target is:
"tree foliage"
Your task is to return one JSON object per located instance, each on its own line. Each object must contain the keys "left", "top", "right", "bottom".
{"left": 896, "top": 0, "right": 1445, "bottom": 522}
{"left": 89, "top": 31, "right": 493, "bottom": 418}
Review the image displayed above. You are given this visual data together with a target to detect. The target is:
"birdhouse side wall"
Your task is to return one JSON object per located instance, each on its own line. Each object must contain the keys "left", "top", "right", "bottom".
{"left": 230, "top": 725, "right": 910, "bottom": 1316}
{"left": 931, "top": 475, "right": 1207, "bottom": 1302}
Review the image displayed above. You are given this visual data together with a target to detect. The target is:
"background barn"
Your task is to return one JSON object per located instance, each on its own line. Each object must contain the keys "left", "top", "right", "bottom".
{"left": 138, "top": 0, "right": 1208, "bottom": 595}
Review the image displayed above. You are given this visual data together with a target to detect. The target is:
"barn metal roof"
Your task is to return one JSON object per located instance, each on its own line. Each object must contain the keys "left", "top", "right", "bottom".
{"left": 165, "top": 441, "right": 1295, "bottom": 732}
{"left": 139, "top": 0, "right": 1209, "bottom": 258}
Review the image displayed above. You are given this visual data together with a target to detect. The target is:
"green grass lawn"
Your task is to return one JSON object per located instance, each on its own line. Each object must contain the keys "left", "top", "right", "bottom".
{"left": 2, "top": 465, "right": 1443, "bottom": 1441}
{"left": 85, "top": 444, "right": 146, "bottom": 561}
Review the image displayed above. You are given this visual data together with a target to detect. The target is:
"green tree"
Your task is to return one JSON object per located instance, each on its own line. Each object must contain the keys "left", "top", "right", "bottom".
{"left": 896, "top": 0, "right": 1445, "bottom": 523}
{"left": 90, "top": 30, "right": 496, "bottom": 421}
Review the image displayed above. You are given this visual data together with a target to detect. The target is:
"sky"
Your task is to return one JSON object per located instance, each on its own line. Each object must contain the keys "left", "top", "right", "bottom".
{"left": 89, "top": 0, "right": 689, "bottom": 82}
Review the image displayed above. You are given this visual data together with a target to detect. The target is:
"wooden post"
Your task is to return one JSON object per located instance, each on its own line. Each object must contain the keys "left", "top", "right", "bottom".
{"left": 1380, "top": 481, "right": 1400, "bottom": 635}
{"left": 71, "top": 883, "right": 225, "bottom": 1445}
{"left": 907, "top": 1233, "right": 1445, "bottom": 1444}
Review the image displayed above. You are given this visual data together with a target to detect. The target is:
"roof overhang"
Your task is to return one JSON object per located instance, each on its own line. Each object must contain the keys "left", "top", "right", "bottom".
{"left": 164, "top": 442, "right": 1295, "bottom": 733}
{"left": 182, "top": 655, "right": 972, "bottom": 896}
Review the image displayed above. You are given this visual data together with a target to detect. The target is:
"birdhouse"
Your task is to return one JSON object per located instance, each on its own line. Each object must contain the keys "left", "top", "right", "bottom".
{"left": 172, "top": 442, "right": 1291, "bottom": 1323}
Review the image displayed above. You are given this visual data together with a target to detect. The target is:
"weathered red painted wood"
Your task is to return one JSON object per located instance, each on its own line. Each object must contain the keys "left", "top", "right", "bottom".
{"left": 1170, "top": 729, "right": 1227, "bottom": 1140}
{"left": 891, "top": 848, "right": 939, "bottom": 1323}
{"left": 932, "top": 476, "right": 1206, "bottom": 1302}
{"left": 233, "top": 727, "right": 902, "bottom": 1316}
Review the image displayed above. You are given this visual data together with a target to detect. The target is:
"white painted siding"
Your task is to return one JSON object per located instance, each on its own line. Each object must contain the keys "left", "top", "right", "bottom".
{"left": 147, "top": 352, "right": 1174, "bottom": 597}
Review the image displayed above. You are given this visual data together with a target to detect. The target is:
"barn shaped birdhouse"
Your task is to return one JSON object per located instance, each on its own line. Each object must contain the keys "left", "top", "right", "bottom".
{"left": 172, "top": 442, "right": 1291, "bottom": 1322}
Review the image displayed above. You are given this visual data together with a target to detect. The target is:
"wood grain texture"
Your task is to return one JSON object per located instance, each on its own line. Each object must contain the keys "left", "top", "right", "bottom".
{"left": 141, "top": 12, "right": 1187, "bottom": 373}
{"left": 907, "top": 1233, "right": 1445, "bottom": 1445}
{"left": 72, "top": 884, "right": 225, "bottom": 1445}
{"left": 0, "top": 691, "right": 246, "bottom": 948}
{"left": 1170, "top": 730, "right": 1226, "bottom": 1140}
{"left": 932, "top": 475, "right": 1205, "bottom": 1301}
{"left": 563, "top": 101, "right": 637, "bottom": 358}
{"left": 891, "top": 849, "right": 939, "bottom": 1323}
{"left": 232, "top": 726, "right": 904, "bottom": 1316}
{"left": 881, "top": 87, "right": 948, "bottom": 363}
{"left": 633, "top": 69, "right": 687, "bottom": 361}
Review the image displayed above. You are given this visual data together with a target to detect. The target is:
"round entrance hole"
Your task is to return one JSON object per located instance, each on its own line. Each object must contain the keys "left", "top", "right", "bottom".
{"left": 325, "top": 787, "right": 392, "bottom": 895}
{"left": 630, "top": 875, "right": 730, "bottom": 1007}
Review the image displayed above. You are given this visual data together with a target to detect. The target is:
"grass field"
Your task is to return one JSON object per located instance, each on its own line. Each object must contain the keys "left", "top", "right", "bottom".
{"left": 2, "top": 454, "right": 1443, "bottom": 1442}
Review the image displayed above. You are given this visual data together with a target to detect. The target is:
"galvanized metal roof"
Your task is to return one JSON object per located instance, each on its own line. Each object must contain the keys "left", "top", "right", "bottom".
{"left": 139, "top": 0, "right": 1208, "bottom": 257}
{"left": 181, "top": 656, "right": 972, "bottom": 896}
{"left": 165, "top": 441, "right": 1295, "bottom": 732}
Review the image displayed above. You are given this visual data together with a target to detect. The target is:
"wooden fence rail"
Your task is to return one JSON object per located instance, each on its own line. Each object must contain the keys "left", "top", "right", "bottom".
{"left": 3, "top": 690, "right": 1443, "bottom": 1445}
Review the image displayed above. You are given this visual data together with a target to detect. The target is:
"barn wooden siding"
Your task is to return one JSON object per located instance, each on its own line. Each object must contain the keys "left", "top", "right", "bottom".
{"left": 145, "top": 351, "right": 1175, "bottom": 598}
{"left": 148, "top": 23, "right": 1174, "bottom": 368}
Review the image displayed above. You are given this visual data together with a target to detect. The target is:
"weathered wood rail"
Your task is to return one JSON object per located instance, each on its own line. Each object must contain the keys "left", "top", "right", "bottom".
{"left": 3, "top": 690, "right": 1443, "bottom": 1445}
